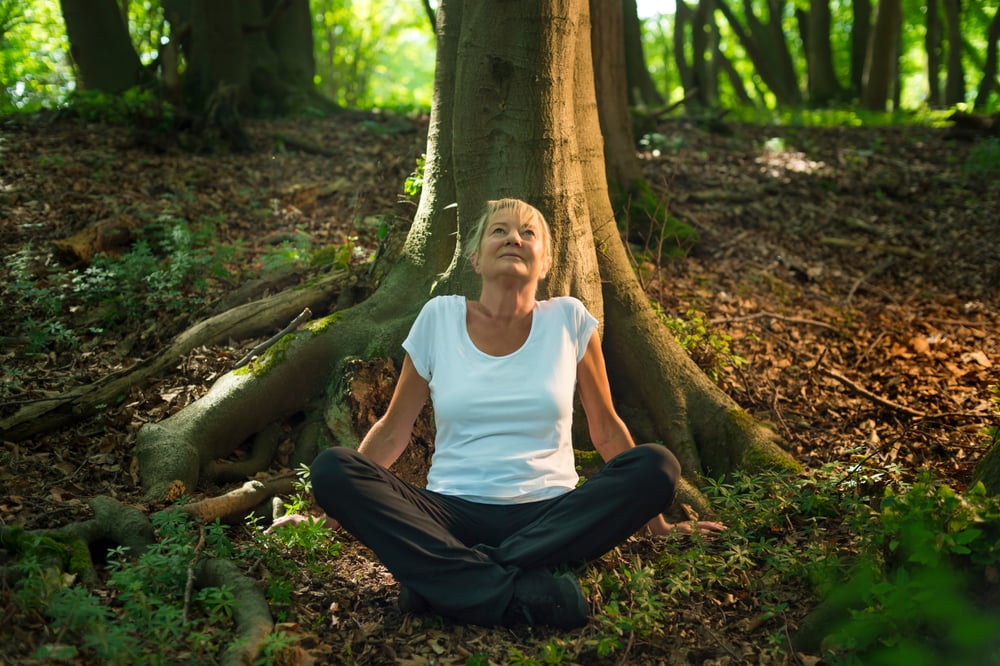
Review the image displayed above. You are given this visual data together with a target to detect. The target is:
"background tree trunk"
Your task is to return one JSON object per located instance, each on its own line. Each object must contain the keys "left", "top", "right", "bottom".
{"left": 975, "top": 6, "right": 1000, "bottom": 109}
{"left": 802, "top": 0, "right": 843, "bottom": 105}
{"left": 60, "top": 0, "right": 147, "bottom": 93}
{"left": 926, "top": 0, "right": 943, "bottom": 107}
{"left": 850, "top": 0, "right": 872, "bottom": 97}
{"left": 861, "top": 0, "right": 901, "bottom": 111}
{"left": 943, "top": 0, "right": 965, "bottom": 106}
{"left": 716, "top": 0, "right": 803, "bottom": 105}
{"left": 623, "top": 0, "right": 664, "bottom": 108}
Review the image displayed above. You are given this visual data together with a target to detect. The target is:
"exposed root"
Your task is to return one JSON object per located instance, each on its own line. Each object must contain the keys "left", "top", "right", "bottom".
{"left": 178, "top": 475, "right": 298, "bottom": 523}
{"left": 196, "top": 558, "right": 274, "bottom": 666}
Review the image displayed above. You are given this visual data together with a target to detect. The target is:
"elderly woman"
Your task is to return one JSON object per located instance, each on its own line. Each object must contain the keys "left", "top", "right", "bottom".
{"left": 297, "top": 198, "right": 722, "bottom": 629}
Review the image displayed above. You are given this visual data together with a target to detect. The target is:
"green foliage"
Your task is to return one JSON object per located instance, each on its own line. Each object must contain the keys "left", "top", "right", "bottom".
{"left": 0, "top": 0, "right": 70, "bottom": 113}
{"left": 63, "top": 86, "right": 175, "bottom": 131}
{"left": 821, "top": 475, "right": 1000, "bottom": 665}
{"left": 312, "top": 0, "right": 433, "bottom": 110}
{"left": 1, "top": 214, "right": 239, "bottom": 351}
{"left": 963, "top": 137, "right": 1000, "bottom": 180}
{"left": 403, "top": 153, "right": 426, "bottom": 197}
{"left": 654, "top": 304, "right": 747, "bottom": 382}
{"left": 14, "top": 512, "right": 238, "bottom": 664}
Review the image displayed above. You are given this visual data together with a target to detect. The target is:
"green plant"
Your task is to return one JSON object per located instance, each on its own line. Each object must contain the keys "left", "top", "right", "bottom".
{"left": 963, "top": 137, "right": 1000, "bottom": 179}
{"left": 404, "top": 154, "right": 426, "bottom": 197}
{"left": 815, "top": 473, "right": 1000, "bottom": 665}
{"left": 655, "top": 305, "right": 747, "bottom": 382}
{"left": 65, "top": 87, "right": 175, "bottom": 131}
{"left": 18, "top": 511, "right": 240, "bottom": 664}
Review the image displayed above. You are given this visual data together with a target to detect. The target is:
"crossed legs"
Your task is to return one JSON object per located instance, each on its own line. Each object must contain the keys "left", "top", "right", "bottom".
{"left": 309, "top": 444, "right": 680, "bottom": 626}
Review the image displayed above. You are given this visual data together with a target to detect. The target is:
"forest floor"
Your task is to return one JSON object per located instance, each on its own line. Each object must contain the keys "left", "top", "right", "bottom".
{"left": 1, "top": 110, "right": 999, "bottom": 665}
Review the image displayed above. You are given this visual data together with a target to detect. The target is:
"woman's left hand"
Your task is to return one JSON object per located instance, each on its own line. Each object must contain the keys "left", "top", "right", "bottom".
{"left": 645, "top": 514, "right": 727, "bottom": 536}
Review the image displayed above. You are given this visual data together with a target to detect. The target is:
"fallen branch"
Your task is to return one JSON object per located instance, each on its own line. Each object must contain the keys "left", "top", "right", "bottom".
{"left": 234, "top": 308, "right": 312, "bottom": 369}
{"left": 820, "top": 367, "right": 928, "bottom": 418}
{"left": 819, "top": 367, "right": 990, "bottom": 421}
{"left": 710, "top": 310, "right": 840, "bottom": 333}
{"left": 0, "top": 270, "right": 345, "bottom": 442}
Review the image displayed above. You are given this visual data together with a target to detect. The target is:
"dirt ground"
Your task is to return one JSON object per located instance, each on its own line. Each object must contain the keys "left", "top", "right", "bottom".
{"left": 1, "top": 111, "right": 998, "bottom": 664}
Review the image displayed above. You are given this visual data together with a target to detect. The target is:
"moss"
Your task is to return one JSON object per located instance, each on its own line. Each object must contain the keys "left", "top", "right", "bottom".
{"left": 610, "top": 178, "right": 699, "bottom": 254}
{"left": 232, "top": 330, "right": 300, "bottom": 378}
{"left": 305, "top": 310, "right": 343, "bottom": 335}
{"left": 730, "top": 409, "right": 801, "bottom": 474}
{"left": 0, "top": 526, "right": 91, "bottom": 576}
{"left": 574, "top": 448, "right": 605, "bottom": 478}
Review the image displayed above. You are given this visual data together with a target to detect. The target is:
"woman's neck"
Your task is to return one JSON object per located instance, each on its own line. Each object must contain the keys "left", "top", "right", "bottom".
{"left": 475, "top": 284, "right": 536, "bottom": 321}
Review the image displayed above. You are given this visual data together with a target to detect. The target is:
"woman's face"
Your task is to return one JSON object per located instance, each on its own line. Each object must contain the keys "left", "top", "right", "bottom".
{"left": 472, "top": 209, "right": 549, "bottom": 283}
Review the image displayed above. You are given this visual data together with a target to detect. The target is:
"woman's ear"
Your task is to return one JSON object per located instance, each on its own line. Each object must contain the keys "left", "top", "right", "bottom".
{"left": 470, "top": 251, "right": 480, "bottom": 273}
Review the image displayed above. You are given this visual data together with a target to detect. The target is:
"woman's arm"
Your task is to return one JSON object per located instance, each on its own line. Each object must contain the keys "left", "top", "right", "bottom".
{"left": 576, "top": 332, "right": 635, "bottom": 462}
{"left": 268, "top": 354, "right": 429, "bottom": 533}
{"left": 357, "top": 353, "right": 430, "bottom": 468}
{"left": 577, "top": 333, "right": 726, "bottom": 536}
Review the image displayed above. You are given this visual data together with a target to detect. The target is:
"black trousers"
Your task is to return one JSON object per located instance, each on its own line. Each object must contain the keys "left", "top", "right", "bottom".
{"left": 310, "top": 443, "right": 680, "bottom": 626}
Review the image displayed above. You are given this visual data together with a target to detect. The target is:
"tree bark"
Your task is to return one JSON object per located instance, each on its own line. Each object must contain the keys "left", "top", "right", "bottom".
{"left": 623, "top": 0, "right": 664, "bottom": 108}
{"left": 803, "top": 0, "right": 843, "bottom": 105}
{"left": 135, "top": 0, "right": 796, "bottom": 503}
{"left": 60, "top": 0, "right": 147, "bottom": 94}
{"left": 861, "top": 0, "right": 901, "bottom": 111}
{"left": 975, "top": 6, "right": 1000, "bottom": 109}
{"left": 850, "top": 0, "right": 872, "bottom": 97}
{"left": 927, "top": 0, "right": 943, "bottom": 107}
{"left": 943, "top": 0, "right": 965, "bottom": 106}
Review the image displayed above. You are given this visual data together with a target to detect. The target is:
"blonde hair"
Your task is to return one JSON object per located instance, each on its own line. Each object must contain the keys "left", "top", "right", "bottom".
{"left": 465, "top": 199, "right": 553, "bottom": 270}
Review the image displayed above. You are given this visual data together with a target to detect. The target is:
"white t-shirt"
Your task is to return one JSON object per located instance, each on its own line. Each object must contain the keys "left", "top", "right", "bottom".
{"left": 402, "top": 295, "right": 599, "bottom": 504}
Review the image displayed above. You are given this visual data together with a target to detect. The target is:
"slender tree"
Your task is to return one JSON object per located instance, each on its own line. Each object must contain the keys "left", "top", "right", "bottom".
{"left": 623, "top": 0, "right": 664, "bottom": 108}
{"left": 927, "top": 0, "right": 943, "bottom": 106}
{"left": 943, "top": 0, "right": 965, "bottom": 106}
{"left": 974, "top": 5, "right": 1000, "bottom": 109}
{"left": 861, "top": 0, "right": 902, "bottom": 111}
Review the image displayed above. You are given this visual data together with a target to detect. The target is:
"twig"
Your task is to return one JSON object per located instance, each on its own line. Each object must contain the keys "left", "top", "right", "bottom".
{"left": 182, "top": 525, "right": 206, "bottom": 624}
{"left": 709, "top": 310, "right": 840, "bottom": 333}
{"left": 820, "top": 366, "right": 927, "bottom": 418}
{"left": 234, "top": 308, "right": 312, "bottom": 369}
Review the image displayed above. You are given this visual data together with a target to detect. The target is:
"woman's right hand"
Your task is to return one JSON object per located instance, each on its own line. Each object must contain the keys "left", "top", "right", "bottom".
{"left": 265, "top": 513, "right": 340, "bottom": 533}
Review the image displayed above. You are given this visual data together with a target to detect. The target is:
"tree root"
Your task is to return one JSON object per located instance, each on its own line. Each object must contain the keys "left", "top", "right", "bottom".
{"left": 0, "top": 269, "right": 346, "bottom": 442}
{"left": 178, "top": 474, "right": 298, "bottom": 523}
{"left": 196, "top": 558, "right": 274, "bottom": 666}
{"left": 201, "top": 421, "right": 286, "bottom": 485}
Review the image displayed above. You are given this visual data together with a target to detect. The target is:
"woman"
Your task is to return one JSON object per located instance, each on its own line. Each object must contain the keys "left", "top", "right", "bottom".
{"left": 282, "top": 198, "right": 722, "bottom": 629}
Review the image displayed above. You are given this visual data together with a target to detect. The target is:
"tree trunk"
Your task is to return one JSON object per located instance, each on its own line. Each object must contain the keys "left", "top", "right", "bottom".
{"left": 163, "top": 0, "right": 327, "bottom": 117}
{"left": 262, "top": 0, "right": 315, "bottom": 90}
{"left": 716, "top": 0, "right": 802, "bottom": 106}
{"left": 60, "top": 0, "right": 147, "bottom": 94}
{"left": 975, "top": 6, "right": 1000, "bottom": 109}
{"left": 850, "top": 0, "right": 872, "bottom": 97}
{"left": 943, "top": 0, "right": 965, "bottom": 106}
{"left": 861, "top": 0, "right": 901, "bottom": 111}
{"left": 803, "top": 0, "right": 843, "bottom": 105}
{"left": 136, "top": 0, "right": 795, "bottom": 503}
{"left": 927, "top": 0, "right": 943, "bottom": 107}
{"left": 692, "top": 0, "right": 719, "bottom": 107}
{"left": 592, "top": 0, "right": 643, "bottom": 191}
{"left": 674, "top": 1, "right": 695, "bottom": 94}
{"left": 623, "top": 0, "right": 664, "bottom": 108}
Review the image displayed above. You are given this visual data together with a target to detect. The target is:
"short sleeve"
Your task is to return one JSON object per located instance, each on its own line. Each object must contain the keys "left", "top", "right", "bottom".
{"left": 568, "top": 298, "right": 599, "bottom": 363}
{"left": 402, "top": 298, "right": 441, "bottom": 380}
